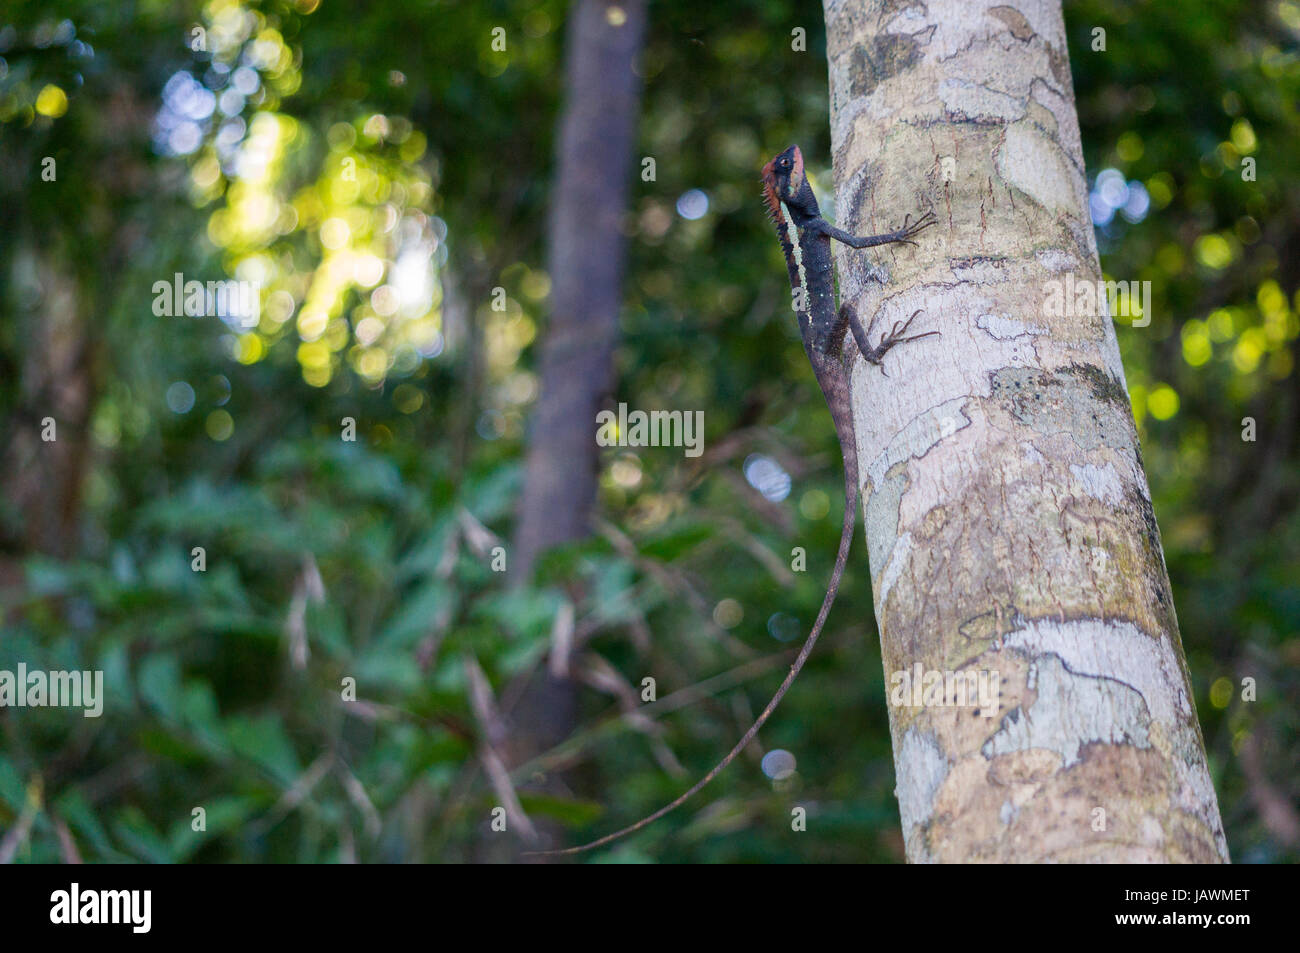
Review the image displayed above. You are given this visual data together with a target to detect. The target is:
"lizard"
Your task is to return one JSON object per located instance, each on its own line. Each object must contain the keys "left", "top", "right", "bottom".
{"left": 532, "top": 144, "right": 937, "bottom": 857}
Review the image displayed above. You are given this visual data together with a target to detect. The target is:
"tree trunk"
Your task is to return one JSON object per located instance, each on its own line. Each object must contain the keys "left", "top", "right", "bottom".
{"left": 513, "top": 0, "right": 647, "bottom": 580}
{"left": 823, "top": 0, "right": 1229, "bottom": 862}
{"left": 1, "top": 245, "right": 94, "bottom": 559}
{"left": 499, "top": 0, "right": 646, "bottom": 858}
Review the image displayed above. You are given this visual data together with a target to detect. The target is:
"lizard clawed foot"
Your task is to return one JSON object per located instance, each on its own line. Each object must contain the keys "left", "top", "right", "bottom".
{"left": 891, "top": 209, "right": 937, "bottom": 245}
{"left": 863, "top": 309, "right": 941, "bottom": 375}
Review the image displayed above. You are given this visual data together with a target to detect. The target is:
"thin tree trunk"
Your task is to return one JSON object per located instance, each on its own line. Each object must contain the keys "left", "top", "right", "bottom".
{"left": 823, "top": 0, "right": 1228, "bottom": 862}
{"left": 499, "top": 0, "right": 646, "bottom": 857}
{"left": 2, "top": 245, "right": 94, "bottom": 559}
{"left": 513, "top": 0, "right": 647, "bottom": 581}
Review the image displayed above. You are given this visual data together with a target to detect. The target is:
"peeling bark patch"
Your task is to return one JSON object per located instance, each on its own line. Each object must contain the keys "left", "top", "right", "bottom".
{"left": 1070, "top": 462, "right": 1123, "bottom": 505}
{"left": 850, "top": 30, "right": 931, "bottom": 99}
{"left": 1045, "top": 44, "right": 1071, "bottom": 94}
{"left": 988, "top": 5, "right": 1037, "bottom": 42}
{"left": 982, "top": 652, "right": 1152, "bottom": 767}
{"left": 958, "top": 603, "right": 1016, "bottom": 651}
{"left": 994, "top": 121, "right": 1075, "bottom": 215}
{"left": 1066, "top": 361, "right": 1129, "bottom": 409}
{"left": 998, "top": 616, "right": 1191, "bottom": 723}
{"left": 989, "top": 365, "right": 1129, "bottom": 451}
{"left": 866, "top": 467, "right": 908, "bottom": 576}
{"left": 865, "top": 396, "right": 972, "bottom": 487}
{"left": 1035, "top": 248, "right": 1079, "bottom": 273}
{"left": 878, "top": 530, "right": 912, "bottom": 606}
{"left": 976, "top": 312, "right": 1046, "bottom": 339}
{"left": 897, "top": 726, "right": 948, "bottom": 835}
{"left": 939, "top": 79, "right": 1025, "bottom": 122}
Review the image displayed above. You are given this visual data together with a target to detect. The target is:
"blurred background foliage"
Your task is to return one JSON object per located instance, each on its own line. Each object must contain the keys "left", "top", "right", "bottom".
{"left": 0, "top": 0, "right": 1296, "bottom": 862}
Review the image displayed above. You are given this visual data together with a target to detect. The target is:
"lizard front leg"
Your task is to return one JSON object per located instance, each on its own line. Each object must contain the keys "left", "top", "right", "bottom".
{"left": 842, "top": 303, "right": 939, "bottom": 375}
{"left": 818, "top": 209, "right": 937, "bottom": 249}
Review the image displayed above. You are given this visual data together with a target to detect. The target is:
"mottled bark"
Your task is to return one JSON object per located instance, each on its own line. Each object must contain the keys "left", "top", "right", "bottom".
{"left": 823, "top": 0, "right": 1228, "bottom": 862}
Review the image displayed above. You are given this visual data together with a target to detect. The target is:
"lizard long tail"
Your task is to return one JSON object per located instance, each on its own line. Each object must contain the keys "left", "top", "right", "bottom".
{"left": 529, "top": 391, "right": 860, "bottom": 858}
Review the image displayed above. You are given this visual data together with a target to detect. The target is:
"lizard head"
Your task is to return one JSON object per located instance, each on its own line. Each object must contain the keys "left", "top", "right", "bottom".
{"left": 761, "top": 145, "right": 817, "bottom": 222}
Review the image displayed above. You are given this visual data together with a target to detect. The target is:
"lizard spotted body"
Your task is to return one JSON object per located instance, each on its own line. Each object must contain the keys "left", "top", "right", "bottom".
{"left": 536, "top": 145, "right": 936, "bottom": 857}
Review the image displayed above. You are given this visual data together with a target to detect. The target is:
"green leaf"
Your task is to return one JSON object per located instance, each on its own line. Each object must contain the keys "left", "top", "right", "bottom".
{"left": 169, "top": 796, "right": 258, "bottom": 860}
{"left": 517, "top": 792, "right": 605, "bottom": 827}
{"left": 374, "top": 581, "right": 452, "bottom": 651}
{"left": 639, "top": 522, "right": 715, "bottom": 561}
{"left": 98, "top": 640, "right": 134, "bottom": 708}
{"left": 0, "top": 754, "right": 25, "bottom": 812}
{"left": 225, "top": 715, "right": 302, "bottom": 787}
{"left": 54, "top": 789, "right": 121, "bottom": 861}
{"left": 355, "top": 649, "right": 423, "bottom": 693}
{"left": 475, "top": 587, "right": 564, "bottom": 642}
{"left": 181, "top": 681, "right": 228, "bottom": 754}
{"left": 138, "top": 654, "right": 183, "bottom": 722}
{"left": 113, "top": 807, "right": 174, "bottom": 863}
